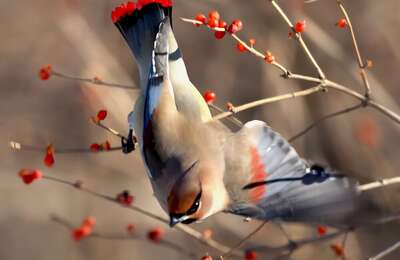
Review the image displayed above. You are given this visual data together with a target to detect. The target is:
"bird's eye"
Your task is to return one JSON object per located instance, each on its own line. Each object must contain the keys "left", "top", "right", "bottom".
{"left": 186, "top": 191, "right": 201, "bottom": 215}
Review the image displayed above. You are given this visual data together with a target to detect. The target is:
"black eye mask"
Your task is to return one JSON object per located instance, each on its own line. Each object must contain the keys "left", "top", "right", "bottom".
{"left": 181, "top": 218, "right": 198, "bottom": 225}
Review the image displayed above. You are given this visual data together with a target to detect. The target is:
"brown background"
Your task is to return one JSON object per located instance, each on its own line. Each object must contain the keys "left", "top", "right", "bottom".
{"left": 1, "top": 0, "right": 400, "bottom": 259}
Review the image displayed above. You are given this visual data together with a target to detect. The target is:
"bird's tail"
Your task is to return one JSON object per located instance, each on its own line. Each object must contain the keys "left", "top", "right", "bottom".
{"left": 111, "top": 1, "right": 173, "bottom": 89}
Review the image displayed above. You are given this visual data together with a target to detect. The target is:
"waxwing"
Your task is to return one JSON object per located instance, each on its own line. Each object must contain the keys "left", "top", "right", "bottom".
{"left": 112, "top": 1, "right": 379, "bottom": 229}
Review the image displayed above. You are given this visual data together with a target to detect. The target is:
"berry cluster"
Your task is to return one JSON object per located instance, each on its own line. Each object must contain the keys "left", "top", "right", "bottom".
{"left": 90, "top": 141, "right": 111, "bottom": 152}
{"left": 194, "top": 10, "right": 243, "bottom": 40}
{"left": 19, "top": 169, "right": 43, "bottom": 185}
{"left": 189, "top": 11, "right": 276, "bottom": 64}
{"left": 72, "top": 216, "right": 96, "bottom": 241}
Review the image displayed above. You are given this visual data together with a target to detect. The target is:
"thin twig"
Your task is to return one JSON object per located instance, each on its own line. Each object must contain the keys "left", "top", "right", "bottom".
{"left": 336, "top": 0, "right": 372, "bottom": 97}
{"left": 221, "top": 221, "right": 268, "bottom": 258}
{"left": 358, "top": 177, "right": 400, "bottom": 192}
{"left": 41, "top": 175, "right": 241, "bottom": 256}
{"left": 288, "top": 103, "right": 363, "bottom": 142}
{"left": 52, "top": 71, "right": 137, "bottom": 90}
{"left": 368, "top": 240, "right": 400, "bottom": 260}
{"left": 209, "top": 104, "right": 243, "bottom": 127}
{"left": 90, "top": 117, "right": 127, "bottom": 140}
{"left": 248, "top": 229, "right": 348, "bottom": 254}
{"left": 212, "top": 85, "right": 324, "bottom": 121}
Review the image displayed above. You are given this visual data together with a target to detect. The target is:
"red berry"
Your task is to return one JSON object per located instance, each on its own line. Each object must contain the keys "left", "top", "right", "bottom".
{"left": 214, "top": 31, "right": 225, "bottom": 39}
{"left": 82, "top": 216, "right": 96, "bottom": 228}
{"left": 44, "top": 144, "right": 55, "bottom": 167}
{"left": 39, "top": 65, "right": 52, "bottom": 80}
{"left": 317, "top": 225, "right": 327, "bottom": 236}
{"left": 195, "top": 13, "right": 207, "bottom": 27}
{"left": 126, "top": 224, "right": 135, "bottom": 234}
{"left": 294, "top": 20, "right": 306, "bottom": 33}
{"left": 203, "top": 90, "right": 216, "bottom": 104}
{"left": 96, "top": 110, "right": 107, "bottom": 121}
{"left": 19, "top": 169, "right": 43, "bottom": 185}
{"left": 116, "top": 190, "right": 134, "bottom": 206}
{"left": 214, "top": 20, "right": 227, "bottom": 39}
{"left": 148, "top": 227, "right": 164, "bottom": 243}
{"left": 201, "top": 256, "right": 213, "bottom": 260}
{"left": 336, "top": 18, "right": 347, "bottom": 28}
{"left": 236, "top": 42, "right": 247, "bottom": 52}
{"left": 245, "top": 251, "right": 257, "bottom": 260}
{"left": 72, "top": 226, "right": 92, "bottom": 241}
{"left": 264, "top": 51, "right": 275, "bottom": 64}
{"left": 90, "top": 143, "right": 101, "bottom": 152}
{"left": 207, "top": 18, "right": 219, "bottom": 28}
{"left": 227, "top": 19, "right": 243, "bottom": 34}
{"left": 208, "top": 10, "right": 220, "bottom": 21}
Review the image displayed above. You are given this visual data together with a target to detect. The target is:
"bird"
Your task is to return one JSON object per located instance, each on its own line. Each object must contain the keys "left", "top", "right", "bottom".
{"left": 111, "top": 1, "right": 377, "bottom": 229}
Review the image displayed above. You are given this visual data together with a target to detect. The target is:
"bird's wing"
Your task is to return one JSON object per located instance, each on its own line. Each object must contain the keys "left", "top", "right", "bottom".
{"left": 224, "top": 120, "right": 360, "bottom": 227}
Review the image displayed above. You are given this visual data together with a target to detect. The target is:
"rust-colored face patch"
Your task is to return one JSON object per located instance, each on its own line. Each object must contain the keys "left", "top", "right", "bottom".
{"left": 168, "top": 191, "right": 197, "bottom": 214}
{"left": 249, "top": 146, "right": 268, "bottom": 203}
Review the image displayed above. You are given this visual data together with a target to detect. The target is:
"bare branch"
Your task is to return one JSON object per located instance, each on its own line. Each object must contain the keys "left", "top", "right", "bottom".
{"left": 248, "top": 229, "right": 349, "bottom": 254}
{"left": 212, "top": 85, "right": 324, "bottom": 121}
{"left": 52, "top": 70, "right": 138, "bottom": 90}
{"left": 209, "top": 104, "right": 243, "bottom": 127}
{"left": 368, "top": 240, "right": 400, "bottom": 260}
{"left": 9, "top": 141, "right": 122, "bottom": 153}
{"left": 358, "top": 177, "right": 400, "bottom": 192}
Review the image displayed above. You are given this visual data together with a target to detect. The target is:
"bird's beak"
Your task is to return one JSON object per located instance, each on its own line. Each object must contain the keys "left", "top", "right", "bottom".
{"left": 169, "top": 215, "right": 189, "bottom": 227}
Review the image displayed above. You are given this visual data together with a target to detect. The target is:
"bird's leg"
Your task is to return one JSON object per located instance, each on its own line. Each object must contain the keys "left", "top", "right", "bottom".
{"left": 121, "top": 129, "right": 135, "bottom": 154}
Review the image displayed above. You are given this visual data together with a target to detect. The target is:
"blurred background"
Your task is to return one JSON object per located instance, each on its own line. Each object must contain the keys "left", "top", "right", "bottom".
{"left": 1, "top": 0, "right": 400, "bottom": 259}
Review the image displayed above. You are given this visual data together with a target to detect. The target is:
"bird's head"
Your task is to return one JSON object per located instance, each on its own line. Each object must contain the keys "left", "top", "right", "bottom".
{"left": 167, "top": 162, "right": 212, "bottom": 227}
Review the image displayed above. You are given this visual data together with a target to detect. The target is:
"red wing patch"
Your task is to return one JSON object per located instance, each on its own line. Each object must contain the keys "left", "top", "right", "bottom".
{"left": 249, "top": 146, "right": 268, "bottom": 203}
